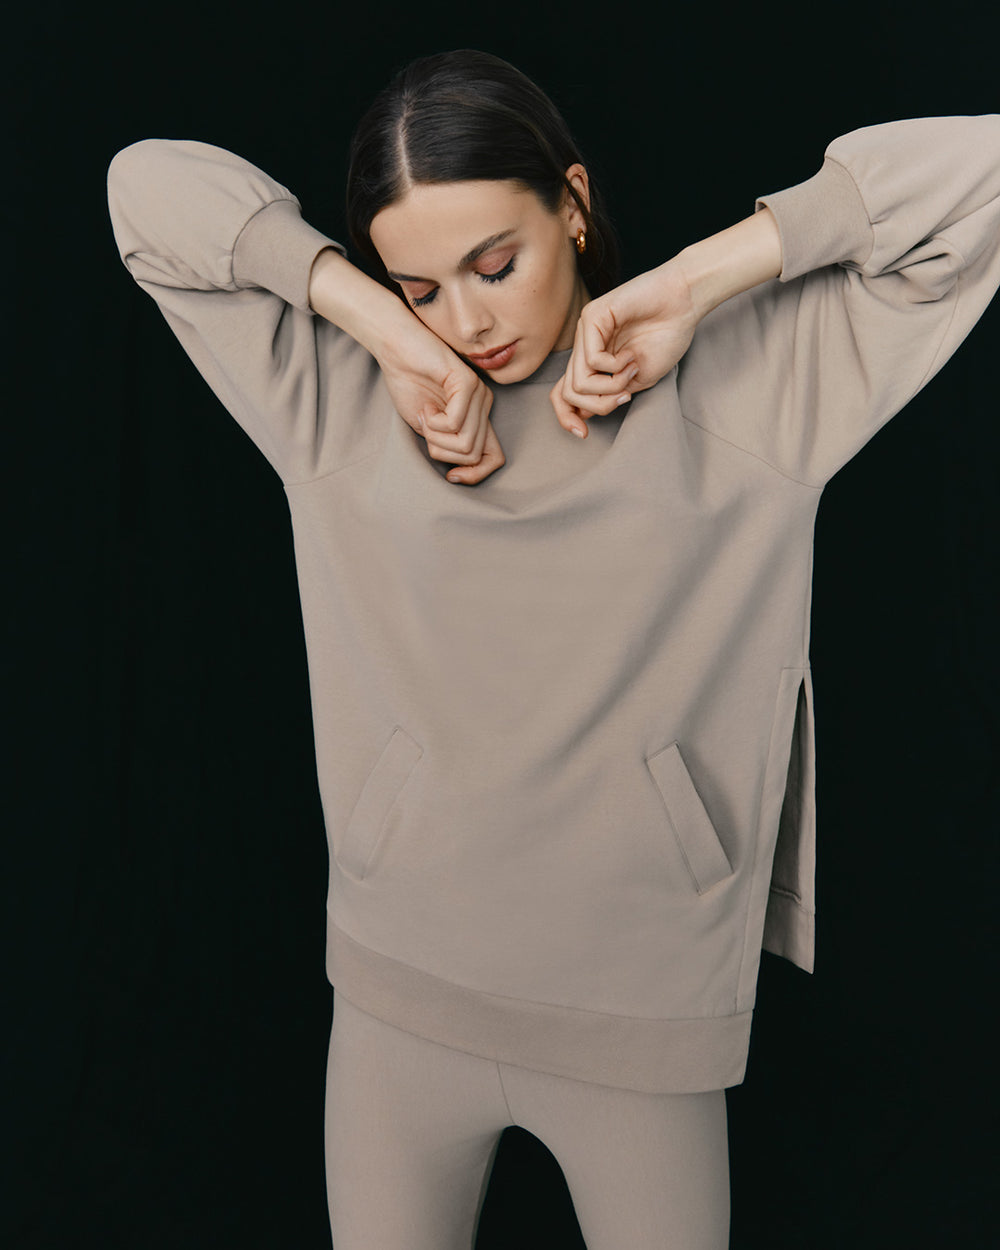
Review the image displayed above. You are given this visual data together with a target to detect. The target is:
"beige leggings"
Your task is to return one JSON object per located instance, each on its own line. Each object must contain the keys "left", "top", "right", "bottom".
{"left": 324, "top": 993, "right": 731, "bottom": 1250}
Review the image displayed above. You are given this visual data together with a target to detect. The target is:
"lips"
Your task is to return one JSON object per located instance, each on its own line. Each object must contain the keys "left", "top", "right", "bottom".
{"left": 466, "top": 340, "right": 518, "bottom": 370}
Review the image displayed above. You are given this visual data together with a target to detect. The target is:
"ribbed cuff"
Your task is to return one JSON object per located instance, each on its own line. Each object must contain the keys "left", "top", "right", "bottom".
{"left": 754, "top": 155, "right": 874, "bottom": 283}
{"left": 762, "top": 887, "right": 816, "bottom": 973}
{"left": 232, "top": 198, "right": 347, "bottom": 313}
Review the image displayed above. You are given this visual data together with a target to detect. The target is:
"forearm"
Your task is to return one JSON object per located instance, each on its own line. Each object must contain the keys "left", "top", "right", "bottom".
{"left": 308, "top": 247, "right": 418, "bottom": 358}
{"left": 675, "top": 206, "right": 783, "bottom": 321}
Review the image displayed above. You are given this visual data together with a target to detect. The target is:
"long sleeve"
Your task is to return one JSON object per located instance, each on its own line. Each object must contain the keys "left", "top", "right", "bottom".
{"left": 676, "top": 115, "right": 1000, "bottom": 488}
{"left": 107, "top": 139, "right": 381, "bottom": 482}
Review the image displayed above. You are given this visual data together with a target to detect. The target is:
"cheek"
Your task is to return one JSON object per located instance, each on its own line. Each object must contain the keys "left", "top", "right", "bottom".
{"left": 529, "top": 250, "right": 575, "bottom": 324}
{"left": 521, "top": 253, "right": 566, "bottom": 315}
{"left": 412, "top": 299, "right": 467, "bottom": 352}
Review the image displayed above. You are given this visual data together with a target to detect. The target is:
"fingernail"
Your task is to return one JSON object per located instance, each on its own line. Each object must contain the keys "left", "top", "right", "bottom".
{"left": 626, "top": 366, "right": 639, "bottom": 382}
{"left": 571, "top": 424, "right": 586, "bottom": 438}
{"left": 616, "top": 393, "right": 631, "bottom": 406}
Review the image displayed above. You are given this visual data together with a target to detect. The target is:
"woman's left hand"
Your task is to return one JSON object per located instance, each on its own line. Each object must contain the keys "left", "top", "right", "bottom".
{"left": 549, "top": 258, "right": 702, "bottom": 437}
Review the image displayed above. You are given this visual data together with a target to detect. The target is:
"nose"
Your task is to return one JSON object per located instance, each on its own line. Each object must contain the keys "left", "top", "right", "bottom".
{"left": 450, "top": 284, "right": 494, "bottom": 347}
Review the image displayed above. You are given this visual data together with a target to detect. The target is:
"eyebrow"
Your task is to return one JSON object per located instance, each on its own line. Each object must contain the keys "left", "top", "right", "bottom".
{"left": 386, "top": 229, "right": 517, "bottom": 283}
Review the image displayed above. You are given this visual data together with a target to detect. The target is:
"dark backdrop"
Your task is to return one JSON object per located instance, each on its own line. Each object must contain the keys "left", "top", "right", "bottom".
{"left": 5, "top": 2, "right": 998, "bottom": 1246}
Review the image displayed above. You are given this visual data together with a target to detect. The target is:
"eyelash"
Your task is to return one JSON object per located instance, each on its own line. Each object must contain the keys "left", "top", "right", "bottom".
{"left": 410, "top": 257, "right": 517, "bottom": 308}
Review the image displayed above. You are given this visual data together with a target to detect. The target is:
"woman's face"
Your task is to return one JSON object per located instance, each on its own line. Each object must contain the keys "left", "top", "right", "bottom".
{"left": 369, "top": 167, "right": 591, "bottom": 383}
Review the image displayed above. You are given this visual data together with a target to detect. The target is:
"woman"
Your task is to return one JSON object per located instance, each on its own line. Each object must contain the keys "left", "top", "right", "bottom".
{"left": 106, "top": 49, "right": 1000, "bottom": 1250}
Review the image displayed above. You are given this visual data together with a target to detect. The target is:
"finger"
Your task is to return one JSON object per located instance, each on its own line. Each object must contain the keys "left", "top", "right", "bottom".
{"left": 409, "top": 400, "right": 437, "bottom": 435}
{"left": 444, "top": 387, "right": 497, "bottom": 483}
{"left": 573, "top": 390, "right": 634, "bottom": 418}
{"left": 557, "top": 369, "right": 634, "bottom": 421}
{"left": 549, "top": 376, "right": 591, "bottom": 438}
{"left": 447, "top": 415, "right": 505, "bottom": 484}
{"left": 569, "top": 320, "right": 636, "bottom": 397}
{"left": 569, "top": 358, "right": 640, "bottom": 398}
{"left": 581, "top": 309, "right": 633, "bottom": 376}
{"left": 433, "top": 373, "right": 481, "bottom": 442}
{"left": 445, "top": 380, "right": 492, "bottom": 465}
{"left": 423, "top": 370, "right": 476, "bottom": 435}
{"left": 424, "top": 383, "right": 486, "bottom": 461}
{"left": 445, "top": 384, "right": 492, "bottom": 473}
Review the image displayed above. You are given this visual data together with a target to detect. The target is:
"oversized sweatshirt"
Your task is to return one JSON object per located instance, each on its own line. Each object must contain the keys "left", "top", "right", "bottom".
{"left": 107, "top": 115, "right": 1000, "bottom": 1093}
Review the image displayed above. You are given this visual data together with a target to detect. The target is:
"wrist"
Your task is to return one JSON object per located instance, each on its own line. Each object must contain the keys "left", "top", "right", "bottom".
{"left": 308, "top": 248, "right": 415, "bottom": 357}
{"left": 675, "top": 206, "right": 783, "bottom": 321}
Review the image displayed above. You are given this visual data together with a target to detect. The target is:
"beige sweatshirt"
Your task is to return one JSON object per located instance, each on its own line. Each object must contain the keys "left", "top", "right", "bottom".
{"left": 107, "top": 115, "right": 1000, "bottom": 1092}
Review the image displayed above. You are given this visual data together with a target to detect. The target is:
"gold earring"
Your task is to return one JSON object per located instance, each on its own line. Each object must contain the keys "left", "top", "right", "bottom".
{"left": 575, "top": 229, "right": 587, "bottom": 254}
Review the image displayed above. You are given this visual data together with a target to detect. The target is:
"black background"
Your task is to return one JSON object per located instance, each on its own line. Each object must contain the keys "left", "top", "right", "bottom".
{"left": 5, "top": 2, "right": 998, "bottom": 1246}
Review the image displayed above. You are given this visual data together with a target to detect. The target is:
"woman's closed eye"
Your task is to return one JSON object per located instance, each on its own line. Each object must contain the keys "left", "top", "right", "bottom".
{"left": 409, "top": 256, "right": 517, "bottom": 307}
{"left": 478, "top": 256, "right": 516, "bottom": 284}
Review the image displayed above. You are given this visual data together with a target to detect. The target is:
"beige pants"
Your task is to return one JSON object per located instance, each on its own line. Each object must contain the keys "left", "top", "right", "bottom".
{"left": 325, "top": 993, "right": 731, "bottom": 1249}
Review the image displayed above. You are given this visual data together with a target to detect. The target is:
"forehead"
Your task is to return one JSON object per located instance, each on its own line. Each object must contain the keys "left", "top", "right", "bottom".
{"left": 369, "top": 180, "right": 545, "bottom": 272}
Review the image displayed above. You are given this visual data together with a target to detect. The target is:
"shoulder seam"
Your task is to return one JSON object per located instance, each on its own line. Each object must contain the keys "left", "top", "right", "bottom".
{"left": 283, "top": 442, "right": 385, "bottom": 490}
{"left": 678, "top": 413, "right": 823, "bottom": 490}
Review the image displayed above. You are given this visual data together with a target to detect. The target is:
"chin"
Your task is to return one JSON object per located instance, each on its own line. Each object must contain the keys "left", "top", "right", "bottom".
{"left": 491, "top": 344, "right": 548, "bottom": 385}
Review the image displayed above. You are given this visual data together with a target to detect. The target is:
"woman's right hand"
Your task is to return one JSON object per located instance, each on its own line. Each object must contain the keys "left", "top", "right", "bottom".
{"left": 308, "top": 248, "right": 504, "bottom": 485}
{"left": 373, "top": 320, "right": 505, "bottom": 485}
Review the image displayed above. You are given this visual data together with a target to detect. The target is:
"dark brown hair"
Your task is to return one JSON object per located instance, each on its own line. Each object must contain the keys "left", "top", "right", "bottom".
{"left": 346, "top": 49, "right": 621, "bottom": 298}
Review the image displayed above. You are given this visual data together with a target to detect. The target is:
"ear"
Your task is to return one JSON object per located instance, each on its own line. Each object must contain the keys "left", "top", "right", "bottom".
{"left": 562, "top": 162, "right": 591, "bottom": 230}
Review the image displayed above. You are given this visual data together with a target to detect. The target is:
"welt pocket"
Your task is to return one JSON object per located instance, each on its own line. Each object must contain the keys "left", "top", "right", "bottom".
{"left": 339, "top": 726, "right": 423, "bottom": 881}
{"left": 645, "top": 741, "right": 734, "bottom": 895}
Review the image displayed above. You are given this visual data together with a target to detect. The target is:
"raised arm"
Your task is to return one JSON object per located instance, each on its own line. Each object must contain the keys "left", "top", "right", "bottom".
{"left": 555, "top": 115, "right": 1000, "bottom": 487}
{"left": 108, "top": 138, "right": 374, "bottom": 481}
{"left": 677, "top": 205, "right": 784, "bottom": 321}
{"left": 549, "top": 206, "right": 784, "bottom": 434}
{"left": 107, "top": 139, "right": 504, "bottom": 485}
{"left": 678, "top": 114, "right": 1000, "bottom": 486}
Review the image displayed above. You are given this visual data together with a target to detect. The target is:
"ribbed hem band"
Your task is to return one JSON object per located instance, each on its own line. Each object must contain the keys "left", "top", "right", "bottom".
{"left": 326, "top": 922, "right": 752, "bottom": 1093}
